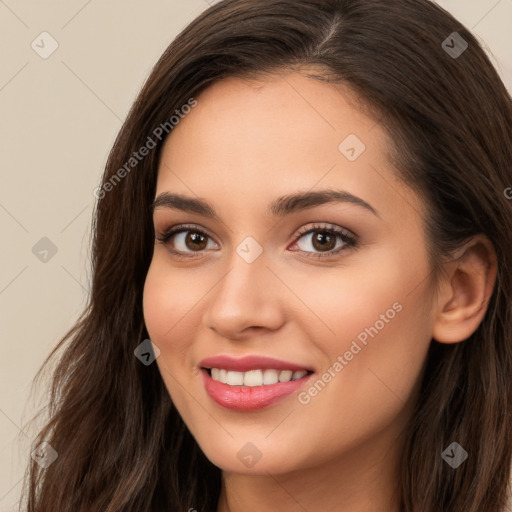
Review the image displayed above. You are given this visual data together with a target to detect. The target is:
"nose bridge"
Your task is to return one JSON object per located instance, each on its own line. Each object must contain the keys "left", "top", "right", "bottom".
{"left": 212, "top": 245, "right": 271, "bottom": 310}
{"left": 203, "top": 243, "right": 285, "bottom": 336}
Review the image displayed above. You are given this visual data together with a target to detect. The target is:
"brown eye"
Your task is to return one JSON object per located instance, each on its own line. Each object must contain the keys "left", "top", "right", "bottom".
{"left": 291, "top": 224, "right": 357, "bottom": 259}
{"left": 310, "top": 231, "right": 337, "bottom": 252}
{"left": 183, "top": 231, "right": 208, "bottom": 251}
{"left": 156, "top": 225, "right": 219, "bottom": 256}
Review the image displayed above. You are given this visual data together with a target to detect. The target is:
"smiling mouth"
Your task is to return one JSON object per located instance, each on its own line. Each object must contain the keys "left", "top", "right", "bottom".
{"left": 203, "top": 367, "right": 314, "bottom": 387}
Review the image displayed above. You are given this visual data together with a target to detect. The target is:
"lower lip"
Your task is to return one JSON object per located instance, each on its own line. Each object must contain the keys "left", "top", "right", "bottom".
{"left": 201, "top": 369, "right": 314, "bottom": 411}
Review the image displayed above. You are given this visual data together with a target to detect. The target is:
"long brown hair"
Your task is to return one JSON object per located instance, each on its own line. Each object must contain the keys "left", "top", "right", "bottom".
{"left": 22, "top": 0, "right": 512, "bottom": 510}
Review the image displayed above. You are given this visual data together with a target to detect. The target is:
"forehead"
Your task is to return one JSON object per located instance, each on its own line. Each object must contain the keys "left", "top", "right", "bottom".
{"left": 156, "top": 72, "right": 424, "bottom": 224}
{"left": 163, "top": 73, "right": 378, "bottom": 160}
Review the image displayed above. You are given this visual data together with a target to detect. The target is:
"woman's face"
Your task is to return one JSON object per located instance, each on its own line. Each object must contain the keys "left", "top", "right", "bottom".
{"left": 143, "top": 72, "right": 437, "bottom": 476}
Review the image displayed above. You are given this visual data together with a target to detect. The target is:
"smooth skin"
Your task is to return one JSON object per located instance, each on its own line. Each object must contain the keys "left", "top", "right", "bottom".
{"left": 142, "top": 71, "right": 497, "bottom": 512}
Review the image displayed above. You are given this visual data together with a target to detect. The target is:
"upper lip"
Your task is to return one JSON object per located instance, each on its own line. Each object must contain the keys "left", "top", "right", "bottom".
{"left": 199, "top": 355, "right": 314, "bottom": 373}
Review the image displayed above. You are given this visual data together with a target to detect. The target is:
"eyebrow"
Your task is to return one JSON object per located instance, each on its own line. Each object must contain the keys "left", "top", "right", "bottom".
{"left": 150, "top": 189, "right": 379, "bottom": 219}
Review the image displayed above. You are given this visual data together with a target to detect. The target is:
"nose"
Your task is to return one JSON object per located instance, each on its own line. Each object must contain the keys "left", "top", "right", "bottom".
{"left": 202, "top": 249, "right": 286, "bottom": 339}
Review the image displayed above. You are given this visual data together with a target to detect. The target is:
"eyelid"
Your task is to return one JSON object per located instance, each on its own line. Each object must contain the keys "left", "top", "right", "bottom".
{"left": 155, "top": 223, "right": 217, "bottom": 247}
{"left": 288, "top": 222, "right": 358, "bottom": 258}
{"left": 292, "top": 222, "right": 355, "bottom": 242}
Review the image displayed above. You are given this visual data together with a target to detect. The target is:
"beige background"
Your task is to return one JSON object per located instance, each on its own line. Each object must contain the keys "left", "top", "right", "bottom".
{"left": 1, "top": 0, "right": 511, "bottom": 510}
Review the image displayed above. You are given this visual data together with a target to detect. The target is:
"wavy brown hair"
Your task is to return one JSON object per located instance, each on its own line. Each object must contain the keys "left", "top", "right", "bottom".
{"left": 22, "top": 0, "right": 512, "bottom": 510}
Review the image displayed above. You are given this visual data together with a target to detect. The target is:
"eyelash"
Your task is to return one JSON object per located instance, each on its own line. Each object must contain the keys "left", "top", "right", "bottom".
{"left": 155, "top": 223, "right": 358, "bottom": 260}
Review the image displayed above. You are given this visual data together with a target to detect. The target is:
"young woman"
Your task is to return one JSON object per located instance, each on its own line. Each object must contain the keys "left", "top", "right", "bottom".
{"left": 23, "top": 0, "right": 512, "bottom": 511}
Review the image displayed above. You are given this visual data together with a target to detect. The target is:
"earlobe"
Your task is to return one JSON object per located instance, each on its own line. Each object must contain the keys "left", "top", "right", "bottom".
{"left": 431, "top": 235, "right": 497, "bottom": 344}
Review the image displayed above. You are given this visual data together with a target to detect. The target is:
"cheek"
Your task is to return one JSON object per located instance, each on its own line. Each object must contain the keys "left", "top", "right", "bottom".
{"left": 288, "top": 278, "right": 431, "bottom": 465}
{"left": 289, "top": 248, "right": 429, "bottom": 350}
{"left": 143, "top": 256, "right": 200, "bottom": 339}
{"left": 142, "top": 259, "right": 201, "bottom": 414}
{"left": 293, "top": 243, "right": 433, "bottom": 407}
{"left": 143, "top": 262, "right": 172, "bottom": 342}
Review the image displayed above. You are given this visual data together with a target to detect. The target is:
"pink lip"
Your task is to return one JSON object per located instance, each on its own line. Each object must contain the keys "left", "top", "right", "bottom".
{"left": 201, "top": 369, "right": 315, "bottom": 411}
{"left": 199, "top": 355, "right": 313, "bottom": 373}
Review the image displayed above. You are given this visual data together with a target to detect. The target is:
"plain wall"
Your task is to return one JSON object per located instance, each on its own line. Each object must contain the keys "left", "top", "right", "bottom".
{"left": 0, "top": 0, "right": 511, "bottom": 510}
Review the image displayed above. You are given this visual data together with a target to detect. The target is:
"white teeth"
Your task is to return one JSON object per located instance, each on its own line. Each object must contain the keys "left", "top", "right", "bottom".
{"left": 278, "top": 370, "right": 293, "bottom": 382}
{"left": 226, "top": 371, "right": 244, "bottom": 386}
{"left": 263, "top": 369, "right": 279, "bottom": 385}
{"left": 244, "top": 370, "right": 263, "bottom": 387}
{"left": 209, "top": 368, "right": 309, "bottom": 386}
{"left": 211, "top": 368, "right": 229, "bottom": 384}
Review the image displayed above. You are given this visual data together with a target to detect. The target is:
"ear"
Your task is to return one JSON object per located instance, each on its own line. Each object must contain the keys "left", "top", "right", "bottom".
{"left": 432, "top": 235, "right": 497, "bottom": 344}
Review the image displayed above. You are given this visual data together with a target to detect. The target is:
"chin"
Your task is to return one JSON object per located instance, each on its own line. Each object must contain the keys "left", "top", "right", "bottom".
{"left": 195, "top": 434, "right": 307, "bottom": 475}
